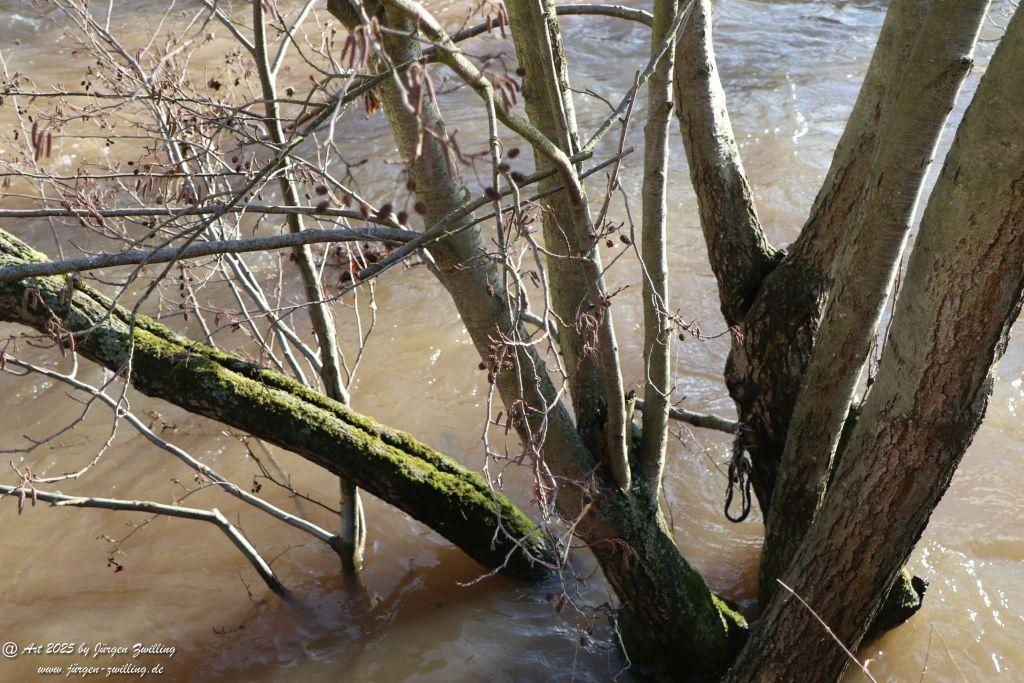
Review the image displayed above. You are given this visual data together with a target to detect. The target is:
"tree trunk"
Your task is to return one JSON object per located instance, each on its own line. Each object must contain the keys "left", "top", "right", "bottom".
{"left": 0, "top": 228, "right": 552, "bottom": 580}
{"left": 324, "top": 3, "right": 746, "bottom": 676}
{"left": 675, "top": 0, "right": 941, "bottom": 637}
{"left": 718, "top": 0, "right": 928, "bottom": 511}
{"left": 673, "top": 0, "right": 778, "bottom": 332}
{"left": 638, "top": 0, "right": 680, "bottom": 499}
{"left": 503, "top": 0, "right": 630, "bottom": 484}
{"left": 761, "top": 0, "right": 989, "bottom": 600}
{"left": 728, "top": 7, "right": 1024, "bottom": 678}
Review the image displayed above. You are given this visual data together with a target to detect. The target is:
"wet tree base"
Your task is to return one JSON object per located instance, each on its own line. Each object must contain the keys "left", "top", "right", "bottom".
{"left": 866, "top": 569, "right": 928, "bottom": 642}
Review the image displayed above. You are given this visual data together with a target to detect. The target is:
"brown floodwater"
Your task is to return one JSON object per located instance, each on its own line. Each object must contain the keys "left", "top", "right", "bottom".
{"left": 0, "top": 1, "right": 1020, "bottom": 681}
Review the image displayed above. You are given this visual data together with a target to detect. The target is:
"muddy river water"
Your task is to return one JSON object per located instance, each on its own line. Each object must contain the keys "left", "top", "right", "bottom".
{"left": 0, "top": 1, "right": 1021, "bottom": 680}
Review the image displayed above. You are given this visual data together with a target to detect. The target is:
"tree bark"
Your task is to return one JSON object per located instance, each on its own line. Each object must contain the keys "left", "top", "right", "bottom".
{"left": 638, "top": 0, "right": 679, "bottom": 499}
{"left": 728, "top": 6, "right": 1024, "bottom": 678}
{"left": 761, "top": 0, "right": 989, "bottom": 600}
{"left": 673, "top": 0, "right": 777, "bottom": 331}
{"left": 503, "top": 0, "right": 630, "bottom": 486}
{"left": 325, "top": 4, "right": 745, "bottom": 676}
{"left": 0, "top": 228, "right": 553, "bottom": 580}
{"left": 721, "top": 0, "right": 928, "bottom": 511}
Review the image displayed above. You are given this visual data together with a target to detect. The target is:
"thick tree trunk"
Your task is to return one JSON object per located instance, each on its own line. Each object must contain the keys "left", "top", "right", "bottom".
{"left": 0, "top": 228, "right": 553, "bottom": 580}
{"left": 588, "top": 494, "right": 748, "bottom": 679}
{"left": 719, "top": 0, "right": 928, "bottom": 511}
{"left": 728, "top": 7, "right": 1024, "bottom": 678}
{"left": 761, "top": 0, "right": 989, "bottom": 600}
{"left": 675, "top": 0, "right": 934, "bottom": 636}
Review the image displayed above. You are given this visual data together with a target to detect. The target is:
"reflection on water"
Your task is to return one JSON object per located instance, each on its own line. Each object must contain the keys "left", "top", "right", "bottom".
{"left": 0, "top": 1, "right": 1020, "bottom": 681}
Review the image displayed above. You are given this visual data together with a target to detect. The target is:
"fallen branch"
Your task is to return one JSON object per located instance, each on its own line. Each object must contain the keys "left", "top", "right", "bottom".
{"left": 0, "top": 228, "right": 555, "bottom": 579}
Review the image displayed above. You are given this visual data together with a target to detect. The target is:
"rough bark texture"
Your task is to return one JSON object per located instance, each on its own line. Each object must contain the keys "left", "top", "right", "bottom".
{"left": 675, "top": 0, "right": 931, "bottom": 636}
{"left": 0, "top": 228, "right": 553, "bottom": 580}
{"left": 761, "top": 0, "right": 989, "bottom": 600}
{"left": 728, "top": 7, "right": 1024, "bottom": 678}
{"left": 722, "top": 0, "right": 928, "bottom": 512}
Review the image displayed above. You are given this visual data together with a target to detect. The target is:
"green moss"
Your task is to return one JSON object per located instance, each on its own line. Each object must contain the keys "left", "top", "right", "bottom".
{"left": 712, "top": 594, "right": 750, "bottom": 650}
{"left": 0, "top": 228, "right": 553, "bottom": 580}
{"left": 866, "top": 568, "right": 927, "bottom": 641}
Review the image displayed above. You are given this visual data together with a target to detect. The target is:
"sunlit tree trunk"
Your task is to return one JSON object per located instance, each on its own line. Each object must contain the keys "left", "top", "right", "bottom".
{"left": 673, "top": 0, "right": 778, "bottom": 333}
{"left": 675, "top": 0, "right": 963, "bottom": 639}
{"left": 638, "top": 0, "right": 679, "bottom": 500}
{"left": 729, "top": 6, "right": 1024, "bottom": 678}
{"left": 716, "top": 0, "right": 928, "bottom": 509}
{"left": 761, "top": 0, "right": 990, "bottom": 600}
{"left": 503, "top": 0, "right": 631, "bottom": 486}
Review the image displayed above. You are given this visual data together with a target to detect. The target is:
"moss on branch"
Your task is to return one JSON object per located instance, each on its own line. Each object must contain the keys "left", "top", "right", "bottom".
{"left": 0, "top": 229, "right": 553, "bottom": 579}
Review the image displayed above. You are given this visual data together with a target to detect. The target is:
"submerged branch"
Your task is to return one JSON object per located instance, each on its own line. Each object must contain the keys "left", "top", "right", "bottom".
{"left": 0, "top": 485, "right": 294, "bottom": 602}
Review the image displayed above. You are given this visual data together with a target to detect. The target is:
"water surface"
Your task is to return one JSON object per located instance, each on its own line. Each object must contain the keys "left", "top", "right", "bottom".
{"left": 0, "top": 1, "right": 1020, "bottom": 680}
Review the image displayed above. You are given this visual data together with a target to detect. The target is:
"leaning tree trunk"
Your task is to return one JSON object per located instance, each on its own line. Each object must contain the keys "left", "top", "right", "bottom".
{"left": 675, "top": 0, "right": 929, "bottom": 626}
{"left": 728, "top": 6, "right": 1024, "bottom": 679}
{"left": 326, "top": 3, "right": 745, "bottom": 678}
{"left": 761, "top": 0, "right": 990, "bottom": 601}
{"left": 0, "top": 228, "right": 553, "bottom": 580}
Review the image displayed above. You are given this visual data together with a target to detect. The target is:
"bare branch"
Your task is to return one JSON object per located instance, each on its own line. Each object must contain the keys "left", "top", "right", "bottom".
{"left": 635, "top": 398, "right": 737, "bottom": 434}
{"left": 0, "top": 228, "right": 412, "bottom": 283}
{"left": 0, "top": 485, "right": 294, "bottom": 602}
